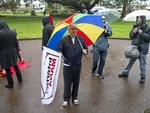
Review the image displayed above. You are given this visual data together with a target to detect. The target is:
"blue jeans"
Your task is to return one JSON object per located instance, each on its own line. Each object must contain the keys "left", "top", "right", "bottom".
{"left": 123, "top": 52, "right": 147, "bottom": 78}
{"left": 92, "top": 47, "right": 108, "bottom": 75}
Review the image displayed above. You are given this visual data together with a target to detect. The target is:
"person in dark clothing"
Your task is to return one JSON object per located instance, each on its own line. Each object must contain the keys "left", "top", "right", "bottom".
{"left": 91, "top": 16, "right": 112, "bottom": 79}
{"left": 118, "top": 16, "right": 150, "bottom": 83}
{"left": 0, "top": 21, "right": 22, "bottom": 88}
{"left": 57, "top": 24, "right": 88, "bottom": 107}
{"left": 43, "top": 9, "right": 46, "bottom": 16}
{"left": 42, "top": 16, "right": 54, "bottom": 50}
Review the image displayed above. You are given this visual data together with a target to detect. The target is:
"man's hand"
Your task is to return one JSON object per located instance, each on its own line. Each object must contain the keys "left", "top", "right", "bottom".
{"left": 138, "top": 29, "right": 143, "bottom": 34}
{"left": 104, "top": 29, "right": 107, "bottom": 34}
{"left": 82, "top": 49, "right": 87, "bottom": 54}
{"left": 133, "top": 28, "right": 138, "bottom": 33}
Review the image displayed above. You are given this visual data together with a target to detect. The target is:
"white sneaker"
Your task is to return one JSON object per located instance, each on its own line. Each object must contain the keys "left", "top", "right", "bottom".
{"left": 62, "top": 101, "right": 68, "bottom": 107}
{"left": 96, "top": 73, "right": 99, "bottom": 77}
{"left": 73, "top": 99, "right": 79, "bottom": 105}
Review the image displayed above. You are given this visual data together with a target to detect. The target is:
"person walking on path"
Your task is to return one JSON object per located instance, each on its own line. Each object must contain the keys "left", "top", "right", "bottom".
{"left": 57, "top": 24, "right": 88, "bottom": 107}
{"left": 91, "top": 16, "right": 112, "bottom": 79}
{"left": 0, "top": 21, "right": 22, "bottom": 89}
{"left": 42, "top": 16, "right": 54, "bottom": 50}
{"left": 118, "top": 16, "right": 150, "bottom": 83}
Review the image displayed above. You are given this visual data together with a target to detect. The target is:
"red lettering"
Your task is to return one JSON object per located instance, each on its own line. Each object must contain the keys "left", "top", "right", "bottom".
{"left": 47, "top": 57, "right": 57, "bottom": 87}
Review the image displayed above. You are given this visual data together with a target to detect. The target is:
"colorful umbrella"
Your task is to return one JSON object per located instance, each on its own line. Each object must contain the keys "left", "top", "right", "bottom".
{"left": 47, "top": 13, "right": 104, "bottom": 51}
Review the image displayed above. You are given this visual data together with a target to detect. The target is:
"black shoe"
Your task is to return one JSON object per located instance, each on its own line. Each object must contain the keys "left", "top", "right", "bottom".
{"left": 99, "top": 75, "right": 104, "bottom": 79}
{"left": 18, "top": 79, "right": 22, "bottom": 83}
{"left": 5, "top": 85, "right": 13, "bottom": 89}
{"left": 118, "top": 73, "right": 128, "bottom": 78}
{"left": 91, "top": 72, "right": 96, "bottom": 76}
{"left": 139, "top": 77, "right": 145, "bottom": 83}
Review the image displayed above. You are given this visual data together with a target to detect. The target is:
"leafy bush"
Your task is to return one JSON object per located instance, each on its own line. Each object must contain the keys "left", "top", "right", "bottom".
{"left": 14, "top": 8, "right": 30, "bottom": 14}
{"left": 58, "top": 9, "right": 73, "bottom": 17}
{"left": 51, "top": 9, "right": 59, "bottom": 14}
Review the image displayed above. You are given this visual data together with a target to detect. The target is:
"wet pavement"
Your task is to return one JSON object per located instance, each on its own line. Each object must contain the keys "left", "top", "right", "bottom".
{"left": 0, "top": 39, "right": 150, "bottom": 113}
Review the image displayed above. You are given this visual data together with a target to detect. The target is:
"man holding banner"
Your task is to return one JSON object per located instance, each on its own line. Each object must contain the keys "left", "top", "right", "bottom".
{"left": 57, "top": 24, "right": 88, "bottom": 107}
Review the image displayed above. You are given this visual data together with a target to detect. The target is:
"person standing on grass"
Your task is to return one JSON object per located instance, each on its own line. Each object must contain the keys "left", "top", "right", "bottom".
{"left": 0, "top": 21, "right": 22, "bottom": 89}
{"left": 43, "top": 9, "right": 46, "bottom": 16}
{"left": 118, "top": 16, "right": 150, "bottom": 83}
{"left": 57, "top": 23, "right": 88, "bottom": 107}
{"left": 42, "top": 16, "right": 54, "bottom": 50}
{"left": 91, "top": 15, "right": 112, "bottom": 79}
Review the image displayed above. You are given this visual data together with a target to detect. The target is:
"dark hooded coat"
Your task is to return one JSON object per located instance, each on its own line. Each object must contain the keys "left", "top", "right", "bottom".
{"left": 0, "top": 21, "right": 20, "bottom": 69}
{"left": 129, "top": 16, "right": 150, "bottom": 54}
{"left": 42, "top": 16, "right": 54, "bottom": 48}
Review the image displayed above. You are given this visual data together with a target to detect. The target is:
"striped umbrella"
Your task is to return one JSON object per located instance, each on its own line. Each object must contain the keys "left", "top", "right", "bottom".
{"left": 47, "top": 13, "right": 104, "bottom": 51}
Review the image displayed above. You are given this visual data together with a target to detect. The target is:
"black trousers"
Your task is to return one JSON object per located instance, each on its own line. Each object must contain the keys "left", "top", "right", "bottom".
{"left": 5, "top": 65, "right": 22, "bottom": 86}
{"left": 63, "top": 65, "right": 81, "bottom": 102}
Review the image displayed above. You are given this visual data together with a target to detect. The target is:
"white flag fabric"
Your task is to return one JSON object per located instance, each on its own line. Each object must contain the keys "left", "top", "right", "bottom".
{"left": 41, "top": 46, "right": 61, "bottom": 105}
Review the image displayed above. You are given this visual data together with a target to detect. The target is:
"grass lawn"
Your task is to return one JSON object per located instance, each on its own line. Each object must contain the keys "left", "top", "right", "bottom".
{"left": 1, "top": 14, "right": 150, "bottom": 39}
{"left": 111, "top": 19, "right": 150, "bottom": 39}
{"left": 0, "top": 15, "right": 65, "bottom": 39}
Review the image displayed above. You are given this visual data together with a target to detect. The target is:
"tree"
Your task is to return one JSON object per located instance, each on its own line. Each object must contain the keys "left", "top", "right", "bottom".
{"left": 45, "top": 0, "right": 102, "bottom": 13}
{"left": 112, "top": 0, "right": 133, "bottom": 18}
{"left": 0, "top": 0, "right": 20, "bottom": 13}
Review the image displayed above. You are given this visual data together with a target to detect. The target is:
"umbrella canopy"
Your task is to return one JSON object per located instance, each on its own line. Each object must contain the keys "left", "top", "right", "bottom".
{"left": 47, "top": 13, "right": 104, "bottom": 51}
{"left": 93, "top": 9, "right": 121, "bottom": 22}
{"left": 90, "top": 6, "right": 106, "bottom": 13}
{"left": 123, "top": 10, "right": 150, "bottom": 21}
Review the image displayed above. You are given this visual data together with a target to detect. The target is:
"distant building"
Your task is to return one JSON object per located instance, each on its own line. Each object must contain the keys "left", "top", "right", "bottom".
{"left": 20, "top": 0, "right": 46, "bottom": 12}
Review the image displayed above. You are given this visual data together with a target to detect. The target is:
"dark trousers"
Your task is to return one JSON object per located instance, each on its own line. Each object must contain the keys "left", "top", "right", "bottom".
{"left": 63, "top": 65, "right": 81, "bottom": 102}
{"left": 5, "top": 65, "right": 22, "bottom": 86}
{"left": 92, "top": 47, "right": 108, "bottom": 75}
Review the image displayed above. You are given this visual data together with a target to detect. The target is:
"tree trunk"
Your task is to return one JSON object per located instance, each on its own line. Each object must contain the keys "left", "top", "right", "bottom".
{"left": 121, "top": 0, "right": 128, "bottom": 18}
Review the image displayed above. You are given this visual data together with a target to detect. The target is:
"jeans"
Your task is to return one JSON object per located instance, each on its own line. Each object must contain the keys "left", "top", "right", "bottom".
{"left": 92, "top": 47, "right": 108, "bottom": 75}
{"left": 123, "top": 52, "right": 147, "bottom": 78}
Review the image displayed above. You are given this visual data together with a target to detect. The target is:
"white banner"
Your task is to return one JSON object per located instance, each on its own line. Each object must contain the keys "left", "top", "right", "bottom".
{"left": 41, "top": 46, "right": 61, "bottom": 105}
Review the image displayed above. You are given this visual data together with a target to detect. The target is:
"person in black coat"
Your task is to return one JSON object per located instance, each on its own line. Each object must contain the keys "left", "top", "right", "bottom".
{"left": 42, "top": 16, "right": 54, "bottom": 49}
{"left": 0, "top": 21, "right": 22, "bottom": 89}
{"left": 57, "top": 24, "right": 88, "bottom": 107}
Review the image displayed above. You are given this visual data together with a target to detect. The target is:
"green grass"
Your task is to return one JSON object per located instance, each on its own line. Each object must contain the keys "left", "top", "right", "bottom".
{"left": 1, "top": 15, "right": 150, "bottom": 39}
{"left": 0, "top": 15, "right": 65, "bottom": 39}
{"left": 111, "top": 19, "right": 150, "bottom": 39}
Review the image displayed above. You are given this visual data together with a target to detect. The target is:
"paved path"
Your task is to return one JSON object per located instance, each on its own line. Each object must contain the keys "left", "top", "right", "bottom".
{"left": 0, "top": 39, "right": 150, "bottom": 113}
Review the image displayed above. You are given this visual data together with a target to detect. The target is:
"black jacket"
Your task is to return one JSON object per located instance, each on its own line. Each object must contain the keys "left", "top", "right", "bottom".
{"left": 57, "top": 35, "right": 88, "bottom": 66}
{"left": 42, "top": 16, "right": 54, "bottom": 48}
{"left": 129, "top": 16, "right": 150, "bottom": 54}
{"left": 0, "top": 21, "right": 20, "bottom": 69}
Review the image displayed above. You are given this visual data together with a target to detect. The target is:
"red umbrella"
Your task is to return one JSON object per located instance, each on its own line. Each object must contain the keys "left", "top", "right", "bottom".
{"left": 0, "top": 61, "right": 31, "bottom": 77}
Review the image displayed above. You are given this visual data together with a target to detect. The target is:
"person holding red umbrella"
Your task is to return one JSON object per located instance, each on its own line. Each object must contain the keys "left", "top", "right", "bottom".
{"left": 0, "top": 21, "right": 22, "bottom": 88}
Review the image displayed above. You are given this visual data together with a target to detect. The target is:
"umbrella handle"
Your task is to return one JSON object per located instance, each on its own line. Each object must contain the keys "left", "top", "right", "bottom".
{"left": 83, "top": 54, "right": 88, "bottom": 59}
{"left": 77, "top": 36, "right": 88, "bottom": 59}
